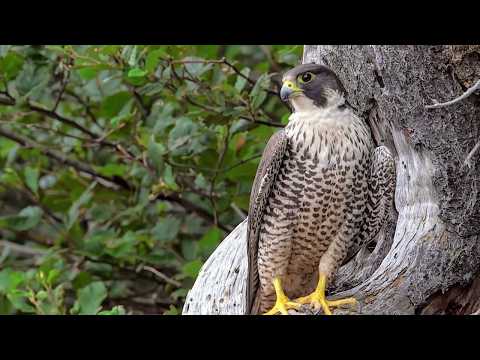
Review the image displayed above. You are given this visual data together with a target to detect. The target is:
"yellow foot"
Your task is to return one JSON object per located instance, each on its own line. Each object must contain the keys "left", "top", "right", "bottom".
{"left": 263, "top": 277, "right": 301, "bottom": 315}
{"left": 292, "top": 273, "right": 357, "bottom": 315}
{"left": 294, "top": 293, "right": 357, "bottom": 315}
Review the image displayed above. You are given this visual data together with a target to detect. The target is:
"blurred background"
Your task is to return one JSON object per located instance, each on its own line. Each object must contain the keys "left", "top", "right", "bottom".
{"left": 0, "top": 45, "right": 302, "bottom": 314}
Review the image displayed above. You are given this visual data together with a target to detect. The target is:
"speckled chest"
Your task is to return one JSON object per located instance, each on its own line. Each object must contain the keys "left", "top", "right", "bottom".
{"left": 261, "top": 109, "right": 373, "bottom": 273}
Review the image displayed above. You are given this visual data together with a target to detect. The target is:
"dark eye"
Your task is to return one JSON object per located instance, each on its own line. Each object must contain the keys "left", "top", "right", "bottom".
{"left": 299, "top": 72, "right": 314, "bottom": 83}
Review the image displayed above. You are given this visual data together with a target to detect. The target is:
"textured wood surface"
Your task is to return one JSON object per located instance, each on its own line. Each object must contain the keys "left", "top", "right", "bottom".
{"left": 183, "top": 219, "right": 248, "bottom": 315}
{"left": 183, "top": 45, "right": 480, "bottom": 315}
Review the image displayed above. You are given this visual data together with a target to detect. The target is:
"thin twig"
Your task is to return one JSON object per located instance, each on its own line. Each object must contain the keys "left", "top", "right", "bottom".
{"left": 26, "top": 123, "right": 91, "bottom": 142}
{"left": 426, "top": 79, "right": 480, "bottom": 109}
{"left": 28, "top": 102, "right": 99, "bottom": 138}
{"left": 239, "top": 116, "right": 284, "bottom": 128}
{"left": 170, "top": 57, "right": 279, "bottom": 96}
{"left": 52, "top": 68, "right": 70, "bottom": 112}
{"left": 0, "top": 124, "right": 226, "bottom": 228}
{"left": 0, "top": 91, "right": 16, "bottom": 105}
{"left": 0, "top": 125, "right": 130, "bottom": 190}
{"left": 230, "top": 203, "right": 247, "bottom": 220}
{"left": 13, "top": 231, "right": 181, "bottom": 289}
{"left": 0, "top": 240, "right": 47, "bottom": 256}
{"left": 209, "top": 126, "right": 230, "bottom": 226}
{"left": 64, "top": 90, "right": 103, "bottom": 129}
{"left": 221, "top": 58, "right": 256, "bottom": 86}
{"left": 153, "top": 192, "right": 231, "bottom": 232}
{"left": 141, "top": 265, "right": 182, "bottom": 288}
{"left": 221, "top": 153, "right": 263, "bottom": 173}
{"left": 185, "top": 95, "right": 283, "bottom": 128}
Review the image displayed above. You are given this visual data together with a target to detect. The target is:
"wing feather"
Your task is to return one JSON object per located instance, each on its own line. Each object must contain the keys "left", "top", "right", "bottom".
{"left": 246, "top": 130, "right": 288, "bottom": 314}
{"left": 344, "top": 145, "right": 396, "bottom": 264}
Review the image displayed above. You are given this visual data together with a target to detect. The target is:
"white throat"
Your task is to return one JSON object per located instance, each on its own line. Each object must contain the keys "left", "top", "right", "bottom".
{"left": 287, "top": 89, "right": 349, "bottom": 131}
{"left": 289, "top": 88, "right": 345, "bottom": 114}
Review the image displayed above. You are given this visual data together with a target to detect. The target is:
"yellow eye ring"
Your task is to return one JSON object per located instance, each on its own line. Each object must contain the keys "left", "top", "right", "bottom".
{"left": 298, "top": 72, "right": 315, "bottom": 84}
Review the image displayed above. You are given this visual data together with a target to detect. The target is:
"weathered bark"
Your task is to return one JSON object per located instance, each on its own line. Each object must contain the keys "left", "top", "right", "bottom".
{"left": 183, "top": 45, "right": 480, "bottom": 315}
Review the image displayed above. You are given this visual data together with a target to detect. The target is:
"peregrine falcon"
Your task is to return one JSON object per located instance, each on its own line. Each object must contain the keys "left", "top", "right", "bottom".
{"left": 246, "top": 64, "right": 395, "bottom": 315}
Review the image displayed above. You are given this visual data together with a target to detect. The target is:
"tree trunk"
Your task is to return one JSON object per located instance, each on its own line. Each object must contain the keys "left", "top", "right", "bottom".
{"left": 183, "top": 45, "right": 480, "bottom": 315}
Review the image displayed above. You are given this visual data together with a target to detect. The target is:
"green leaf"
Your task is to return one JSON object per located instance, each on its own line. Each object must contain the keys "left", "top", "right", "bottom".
{"left": 275, "top": 45, "right": 302, "bottom": 66}
{"left": 100, "top": 91, "right": 131, "bottom": 118}
{"left": 104, "top": 231, "right": 136, "bottom": 259}
{"left": 234, "top": 68, "right": 251, "bottom": 92}
{"left": 0, "top": 45, "right": 12, "bottom": 58}
{"left": 127, "top": 68, "right": 147, "bottom": 78}
{"left": 77, "top": 67, "right": 98, "bottom": 80}
{"left": 163, "top": 305, "right": 179, "bottom": 315}
{"left": 249, "top": 74, "right": 270, "bottom": 110}
{"left": 147, "top": 136, "right": 166, "bottom": 173}
{"left": 72, "top": 271, "right": 93, "bottom": 290}
{"left": 225, "top": 161, "right": 258, "bottom": 181}
{"left": 7, "top": 291, "right": 35, "bottom": 313}
{"left": 121, "top": 45, "right": 138, "bottom": 67}
{"left": 67, "top": 182, "right": 96, "bottom": 230}
{"left": 0, "top": 269, "right": 25, "bottom": 293}
{"left": 46, "top": 269, "right": 61, "bottom": 286}
{"left": 45, "top": 45, "right": 68, "bottom": 54}
{"left": 95, "top": 164, "right": 128, "bottom": 177}
{"left": 100, "top": 45, "right": 120, "bottom": 55}
{"left": 230, "top": 119, "right": 252, "bottom": 135}
{"left": 151, "top": 217, "right": 181, "bottom": 243}
{"left": 99, "top": 305, "right": 126, "bottom": 315}
{"left": 182, "top": 259, "right": 203, "bottom": 279}
{"left": 110, "top": 113, "right": 129, "bottom": 127}
{"left": 72, "top": 281, "right": 107, "bottom": 315}
{"left": 281, "top": 112, "right": 290, "bottom": 125}
{"left": 167, "top": 117, "right": 208, "bottom": 156}
{"left": 170, "top": 288, "right": 188, "bottom": 301}
{"left": 162, "top": 164, "right": 178, "bottom": 190}
{"left": 0, "top": 138, "right": 16, "bottom": 159}
{"left": 198, "top": 227, "right": 222, "bottom": 254}
{"left": 0, "top": 51, "right": 24, "bottom": 80}
{"left": 181, "top": 240, "right": 198, "bottom": 261}
{"left": 24, "top": 166, "right": 39, "bottom": 195}
{"left": 15, "top": 61, "right": 49, "bottom": 99}
{"left": 145, "top": 48, "right": 166, "bottom": 73}
{"left": 183, "top": 56, "right": 211, "bottom": 77}
{"left": 0, "top": 206, "right": 43, "bottom": 232}
{"left": 138, "top": 82, "right": 164, "bottom": 96}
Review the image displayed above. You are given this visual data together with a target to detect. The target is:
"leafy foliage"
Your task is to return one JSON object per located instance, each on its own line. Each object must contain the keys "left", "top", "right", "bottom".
{"left": 0, "top": 45, "right": 301, "bottom": 314}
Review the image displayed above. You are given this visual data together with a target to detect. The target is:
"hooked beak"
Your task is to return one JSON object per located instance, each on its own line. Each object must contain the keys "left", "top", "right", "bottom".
{"left": 280, "top": 80, "right": 302, "bottom": 101}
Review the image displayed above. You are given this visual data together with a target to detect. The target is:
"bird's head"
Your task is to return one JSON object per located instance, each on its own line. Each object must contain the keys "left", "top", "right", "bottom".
{"left": 280, "top": 64, "right": 346, "bottom": 112}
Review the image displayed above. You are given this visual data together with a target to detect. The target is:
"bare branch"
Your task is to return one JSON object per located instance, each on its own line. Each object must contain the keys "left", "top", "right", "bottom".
{"left": 28, "top": 102, "right": 99, "bottom": 138}
{"left": 170, "top": 57, "right": 279, "bottom": 96}
{"left": 221, "top": 153, "right": 262, "bottom": 173}
{"left": 426, "top": 79, "right": 480, "bottom": 109}
{"left": 0, "top": 240, "right": 47, "bottom": 256}
{"left": 239, "top": 116, "right": 284, "bottom": 128}
{"left": 141, "top": 265, "right": 182, "bottom": 288}
{"left": 152, "top": 192, "right": 232, "bottom": 233}
{"left": 209, "top": 126, "right": 230, "bottom": 227}
{"left": 230, "top": 203, "right": 247, "bottom": 220}
{"left": 64, "top": 89, "right": 103, "bottom": 130}
{"left": 0, "top": 125, "right": 131, "bottom": 191}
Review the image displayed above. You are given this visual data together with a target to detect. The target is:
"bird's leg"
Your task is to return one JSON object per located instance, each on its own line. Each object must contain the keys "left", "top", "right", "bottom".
{"left": 292, "top": 273, "right": 357, "bottom": 315}
{"left": 263, "top": 277, "right": 301, "bottom": 315}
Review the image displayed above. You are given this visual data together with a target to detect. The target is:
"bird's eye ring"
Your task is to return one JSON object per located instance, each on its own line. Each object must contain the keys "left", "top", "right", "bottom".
{"left": 299, "top": 72, "right": 314, "bottom": 84}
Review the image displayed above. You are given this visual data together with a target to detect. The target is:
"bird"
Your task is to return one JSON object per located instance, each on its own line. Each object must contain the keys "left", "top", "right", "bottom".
{"left": 246, "top": 63, "right": 395, "bottom": 315}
